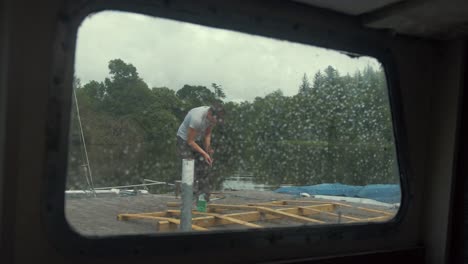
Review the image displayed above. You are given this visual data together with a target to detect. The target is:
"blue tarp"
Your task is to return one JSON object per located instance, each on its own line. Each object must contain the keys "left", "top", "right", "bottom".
{"left": 275, "top": 183, "right": 401, "bottom": 204}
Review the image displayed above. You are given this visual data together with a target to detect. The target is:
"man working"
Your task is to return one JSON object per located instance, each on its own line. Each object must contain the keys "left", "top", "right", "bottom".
{"left": 176, "top": 103, "right": 225, "bottom": 202}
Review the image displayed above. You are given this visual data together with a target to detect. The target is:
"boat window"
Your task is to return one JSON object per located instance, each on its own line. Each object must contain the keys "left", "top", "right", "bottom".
{"left": 65, "top": 10, "right": 400, "bottom": 236}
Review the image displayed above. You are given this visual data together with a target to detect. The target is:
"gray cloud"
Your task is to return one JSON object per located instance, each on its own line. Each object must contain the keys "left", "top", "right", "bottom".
{"left": 75, "top": 11, "right": 381, "bottom": 102}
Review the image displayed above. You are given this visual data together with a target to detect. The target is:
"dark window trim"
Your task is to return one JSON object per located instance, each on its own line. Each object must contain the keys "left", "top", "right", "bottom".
{"left": 43, "top": 0, "right": 412, "bottom": 259}
{"left": 266, "top": 246, "right": 425, "bottom": 264}
{"left": 447, "top": 41, "right": 467, "bottom": 264}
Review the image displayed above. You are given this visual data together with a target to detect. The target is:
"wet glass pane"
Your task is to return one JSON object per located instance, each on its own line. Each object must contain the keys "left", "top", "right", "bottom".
{"left": 65, "top": 11, "right": 400, "bottom": 236}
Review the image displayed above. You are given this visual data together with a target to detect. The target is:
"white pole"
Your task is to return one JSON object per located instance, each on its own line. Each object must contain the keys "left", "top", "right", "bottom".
{"left": 180, "top": 159, "right": 194, "bottom": 231}
{"left": 73, "top": 88, "right": 96, "bottom": 197}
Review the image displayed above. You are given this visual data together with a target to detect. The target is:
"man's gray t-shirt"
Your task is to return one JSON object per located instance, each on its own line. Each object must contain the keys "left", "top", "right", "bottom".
{"left": 177, "top": 106, "right": 211, "bottom": 141}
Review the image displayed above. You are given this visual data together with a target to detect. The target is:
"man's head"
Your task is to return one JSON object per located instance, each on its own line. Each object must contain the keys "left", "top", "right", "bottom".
{"left": 208, "top": 102, "right": 225, "bottom": 125}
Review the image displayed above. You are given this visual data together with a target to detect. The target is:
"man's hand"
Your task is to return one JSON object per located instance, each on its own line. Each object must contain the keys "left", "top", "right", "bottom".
{"left": 203, "top": 152, "right": 213, "bottom": 166}
{"left": 206, "top": 146, "right": 215, "bottom": 155}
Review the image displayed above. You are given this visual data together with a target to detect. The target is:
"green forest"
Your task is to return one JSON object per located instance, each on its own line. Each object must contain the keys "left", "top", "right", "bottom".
{"left": 67, "top": 58, "right": 398, "bottom": 191}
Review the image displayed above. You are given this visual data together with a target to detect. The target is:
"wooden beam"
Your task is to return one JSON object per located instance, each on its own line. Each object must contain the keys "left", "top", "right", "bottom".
{"left": 117, "top": 211, "right": 167, "bottom": 221}
{"left": 156, "top": 220, "right": 173, "bottom": 231}
{"left": 298, "top": 207, "right": 362, "bottom": 222}
{"left": 117, "top": 214, "right": 207, "bottom": 231}
{"left": 207, "top": 203, "right": 334, "bottom": 212}
{"left": 248, "top": 202, "right": 319, "bottom": 207}
{"left": 279, "top": 204, "right": 335, "bottom": 214}
{"left": 208, "top": 204, "right": 257, "bottom": 210}
{"left": 249, "top": 200, "right": 332, "bottom": 206}
{"left": 166, "top": 202, "right": 225, "bottom": 213}
{"left": 168, "top": 204, "right": 334, "bottom": 217}
{"left": 159, "top": 211, "right": 273, "bottom": 230}
{"left": 288, "top": 201, "right": 401, "bottom": 218}
{"left": 356, "top": 207, "right": 394, "bottom": 216}
{"left": 158, "top": 203, "right": 391, "bottom": 230}
{"left": 254, "top": 206, "right": 325, "bottom": 224}
{"left": 152, "top": 216, "right": 208, "bottom": 231}
{"left": 281, "top": 200, "right": 336, "bottom": 205}
{"left": 124, "top": 203, "right": 336, "bottom": 231}
{"left": 247, "top": 201, "right": 286, "bottom": 206}
{"left": 335, "top": 202, "right": 394, "bottom": 216}
{"left": 189, "top": 216, "right": 217, "bottom": 228}
{"left": 165, "top": 210, "right": 217, "bottom": 227}
{"left": 247, "top": 203, "right": 283, "bottom": 207}
{"left": 193, "top": 211, "right": 263, "bottom": 228}
{"left": 167, "top": 202, "right": 181, "bottom": 207}
{"left": 169, "top": 200, "right": 339, "bottom": 208}
{"left": 363, "top": 215, "right": 393, "bottom": 221}
{"left": 158, "top": 204, "right": 335, "bottom": 230}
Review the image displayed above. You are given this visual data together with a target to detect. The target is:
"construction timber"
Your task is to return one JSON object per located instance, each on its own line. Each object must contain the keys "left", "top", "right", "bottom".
{"left": 117, "top": 200, "right": 394, "bottom": 232}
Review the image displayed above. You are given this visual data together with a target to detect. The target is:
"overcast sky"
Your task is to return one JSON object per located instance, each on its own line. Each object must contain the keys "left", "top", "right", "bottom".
{"left": 75, "top": 11, "right": 381, "bottom": 102}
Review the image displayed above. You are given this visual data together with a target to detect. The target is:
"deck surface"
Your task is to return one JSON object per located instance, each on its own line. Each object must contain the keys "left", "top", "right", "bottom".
{"left": 65, "top": 190, "right": 398, "bottom": 236}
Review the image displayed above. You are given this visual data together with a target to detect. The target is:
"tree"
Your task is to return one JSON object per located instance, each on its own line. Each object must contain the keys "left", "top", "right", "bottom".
{"left": 298, "top": 73, "right": 311, "bottom": 95}
{"left": 108, "top": 58, "right": 140, "bottom": 81}
{"left": 80, "top": 80, "right": 105, "bottom": 107}
{"left": 212, "top": 83, "right": 226, "bottom": 100}
{"left": 73, "top": 76, "right": 82, "bottom": 90}
{"left": 312, "top": 71, "right": 324, "bottom": 90}
{"left": 151, "top": 87, "right": 185, "bottom": 119}
{"left": 68, "top": 59, "right": 399, "bottom": 192}
{"left": 101, "top": 59, "right": 154, "bottom": 116}
{"left": 176, "top": 84, "right": 218, "bottom": 109}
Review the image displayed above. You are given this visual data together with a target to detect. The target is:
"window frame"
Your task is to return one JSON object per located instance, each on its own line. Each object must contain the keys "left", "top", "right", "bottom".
{"left": 43, "top": 0, "right": 411, "bottom": 258}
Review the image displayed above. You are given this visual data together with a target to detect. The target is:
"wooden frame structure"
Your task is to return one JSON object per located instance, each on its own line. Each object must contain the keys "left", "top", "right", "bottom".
{"left": 117, "top": 200, "right": 394, "bottom": 232}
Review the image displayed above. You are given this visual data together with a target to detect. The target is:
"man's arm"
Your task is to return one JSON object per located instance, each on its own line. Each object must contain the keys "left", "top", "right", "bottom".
{"left": 204, "top": 125, "right": 214, "bottom": 155}
{"left": 187, "top": 127, "right": 213, "bottom": 166}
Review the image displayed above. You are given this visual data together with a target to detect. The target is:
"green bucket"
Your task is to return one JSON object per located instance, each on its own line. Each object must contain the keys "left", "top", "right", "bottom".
{"left": 197, "top": 194, "right": 207, "bottom": 212}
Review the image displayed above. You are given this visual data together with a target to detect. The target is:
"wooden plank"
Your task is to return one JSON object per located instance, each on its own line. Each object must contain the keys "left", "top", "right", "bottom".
{"left": 167, "top": 210, "right": 264, "bottom": 227}
{"left": 168, "top": 200, "right": 333, "bottom": 208}
{"left": 208, "top": 204, "right": 257, "bottom": 211}
{"left": 248, "top": 203, "right": 311, "bottom": 207}
{"left": 207, "top": 203, "right": 334, "bottom": 212}
{"left": 156, "top": 220, "right": 173, "bottom": 231}
{"left": 334, "top": 202, "right": 394, "bottom": 216}
{"left": 152, "top": 216, "right": 208, "bottom": 231}
{"left": 247, "top": 203, "right": 282, "bottom": 207}
{"left": 159, "top": 204, "right": 335, "bottom": 230}
{"left": 189, "top": 216, "right": 216, "bottom": 228}
{"left": 117, "top": 211, "right": 167, "bottom": 221}
{"left": 193, "top": 211, "right": 263, "bottom": 228}
{"left": 363, "top": 215, "right": 393, "bottom": 221}
{"left": 117, "top": 214, "right": 166, "bottom": 221}
{"left": 298, "top": 207, "right": 362, "bottom": 222}
{"left": 282, "top": 200, "right": 336, "bottom": 205}
{"left": 355, "top": 207, "right": 394, "bottom": 216}
{"left": 269, "top": 201, "right": 287, "bottom": 205}
{"left": 166, "top": 202, "right": 225, "bottom": 213}
{"left": 156, "top": 204, "right": 335, "bottom": 230}
{"left": 254, "top": 206, "right": 325, "bottom": 224}
{"left": 117, "top": 214, "right": 207, "bottom": 231}
{"left": 247, "top": 201, "right": 286, "bottom": 206}
{"left": 165, "top": 210, "right": 281, "bottom": 228}
{"left": 165, "top": 210, "right": 217, "bottom": 228}
{"left": 161, "top": 211, "right": 276, "bottom": 230}
{"left": 166, "top": 202, "right": 181, "bottom": 207}
{"left": 192, "top": 204, "right": 334, "bottom": 218}
{"left": 274, "top": 204, "right": 333, "bottom": 214}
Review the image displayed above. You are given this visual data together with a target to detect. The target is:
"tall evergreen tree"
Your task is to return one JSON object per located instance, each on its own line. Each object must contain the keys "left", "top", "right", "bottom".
{"left": 312, "top": 71, "right": 324, "bottom": 90}
{"left": 298, "top": 73, "right": 311, "bottom": 95}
